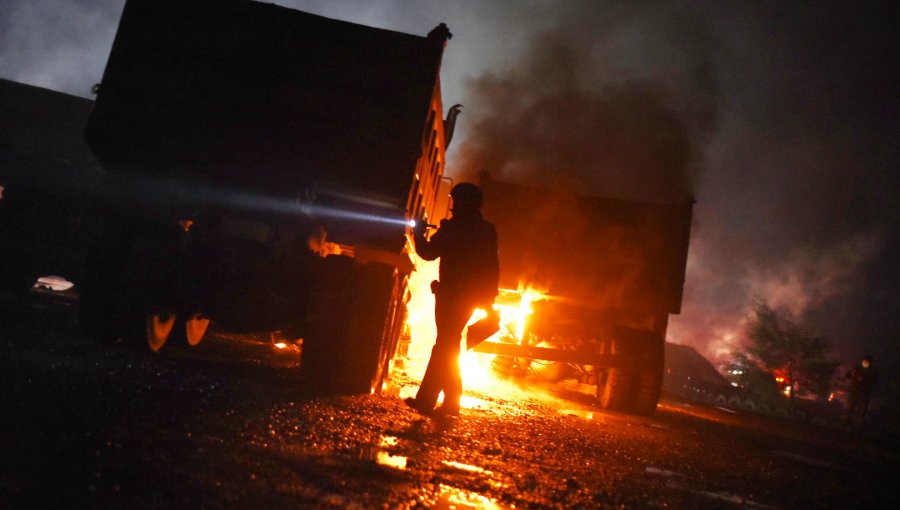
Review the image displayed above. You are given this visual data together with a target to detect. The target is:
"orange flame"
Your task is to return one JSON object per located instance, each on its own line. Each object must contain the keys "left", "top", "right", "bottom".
{"left": 403, "top": 254, "right": 547, "bottom": 402}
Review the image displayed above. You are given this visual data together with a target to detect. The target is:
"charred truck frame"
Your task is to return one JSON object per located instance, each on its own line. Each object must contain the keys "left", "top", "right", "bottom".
{"left": 81, "top": 0, "right": 452, "bottom": 394}
{"left": 473, "top": 174, "right": 693, "bottom": 414}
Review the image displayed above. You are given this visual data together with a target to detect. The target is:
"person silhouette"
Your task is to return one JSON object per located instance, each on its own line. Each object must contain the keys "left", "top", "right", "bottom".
{"left": 844, "top": 354, "right": 878, "bottom": 432}
{"left": 405, "top": 183, "right": 499, "bottom": 418}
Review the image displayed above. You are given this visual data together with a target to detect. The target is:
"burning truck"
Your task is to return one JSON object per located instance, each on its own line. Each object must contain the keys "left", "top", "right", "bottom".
{"left": 77, "top": 0, "right": 691, "bottom": 412}
{"left": 80, "top": 0, "right": 455, "bottom": 394}
{"left": 471, "top": 174, "right": 693, "bottom": 414}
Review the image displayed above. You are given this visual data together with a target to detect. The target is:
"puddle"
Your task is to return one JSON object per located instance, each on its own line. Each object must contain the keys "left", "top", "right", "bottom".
{"left": 359, "top": 435, "right": 407, "bottom": 470}
{"left": 433, "top": 483, "right": 504, "bottom": 509}
{"left": 645, "top": 466, "right": 679, "bottom": 477}
{"left": 442, "top": 460, "right": 491, "bottom": 476}
{"left": 441, "top": 460, "right": 506, "bottom": 489}
{"left": 374, "top": 451, "right": 407, "bottom": 470}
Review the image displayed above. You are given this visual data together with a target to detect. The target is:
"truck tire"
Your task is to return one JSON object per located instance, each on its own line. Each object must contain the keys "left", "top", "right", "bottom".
{"left": 301, "top": 257, "right": 401, "bottom": 395}
{"left": 596, "top": 331, "right": 664, "bottom": 415}
{"left": 597, "top": 365, "right": 635, "bottom": 411}
{"left": 628, "top": 338, "right": 665, "bottom": 414}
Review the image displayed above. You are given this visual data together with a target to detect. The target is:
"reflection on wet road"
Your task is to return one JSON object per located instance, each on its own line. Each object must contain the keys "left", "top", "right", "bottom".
{"left": 3, "top": 305, "right": 898, "bottom": 509}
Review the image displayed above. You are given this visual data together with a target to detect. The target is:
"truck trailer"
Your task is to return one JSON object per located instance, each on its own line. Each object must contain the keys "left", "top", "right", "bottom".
{"left": 81, "top": 0, "right": 454, "bottom": 394}
{"left": 474, "top": 173, "right": 693, "bottom": 414}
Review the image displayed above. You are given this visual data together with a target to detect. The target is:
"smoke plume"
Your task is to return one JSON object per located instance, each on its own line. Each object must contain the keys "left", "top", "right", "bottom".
{"left": 453, "top": 1, "right": 899, "bottom": 363}
{"left": 455, "top": 2, "right": 719, "bottom": 204}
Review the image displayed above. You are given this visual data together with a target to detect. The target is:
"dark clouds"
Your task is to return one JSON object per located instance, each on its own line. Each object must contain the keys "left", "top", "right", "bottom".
{"left": 0, "top": 0, "right": 122, "bottom": 96}
{"left": 1, "top": 0, "right": 897, "bottom": 363}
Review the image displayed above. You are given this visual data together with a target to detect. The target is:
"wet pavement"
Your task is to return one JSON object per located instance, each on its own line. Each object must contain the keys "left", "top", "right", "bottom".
{"left": 2, "top": 292, "right": 899, "bottom": 509}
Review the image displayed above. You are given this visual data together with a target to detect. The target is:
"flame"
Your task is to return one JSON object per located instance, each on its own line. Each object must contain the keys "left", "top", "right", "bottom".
{"left": 403, "top": 258, "right": 440, "bottom": 380}
{"left": 402, "top": 253, "right": 547, "bottom": 400}
{"left": 495, "top": 285, "right": 544, "bottom": 341}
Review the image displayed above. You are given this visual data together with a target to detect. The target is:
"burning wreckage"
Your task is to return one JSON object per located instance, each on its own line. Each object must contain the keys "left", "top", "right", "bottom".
{"left": 73, "top": 0, "right": 691, "bottom": 413}
{"left": 474, "top": 174, "right": 692, "bottom": 414}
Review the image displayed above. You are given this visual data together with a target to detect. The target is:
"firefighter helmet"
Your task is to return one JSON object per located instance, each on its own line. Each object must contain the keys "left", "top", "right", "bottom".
{"left": 450, "top": 182, "right": 483, "bottom": 209}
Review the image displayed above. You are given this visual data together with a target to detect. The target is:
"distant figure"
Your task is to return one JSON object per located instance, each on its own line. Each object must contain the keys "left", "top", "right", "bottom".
{"left": 405, "top": 183, "right": 499, "bottom": 418}
{"left": 844, "top": 355, "right": 878, "bottom": 432}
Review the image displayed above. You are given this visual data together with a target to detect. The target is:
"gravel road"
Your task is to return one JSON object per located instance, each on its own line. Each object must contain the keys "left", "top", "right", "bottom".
{"left": 2, "top": 292, "right": 898, "bottom": 509}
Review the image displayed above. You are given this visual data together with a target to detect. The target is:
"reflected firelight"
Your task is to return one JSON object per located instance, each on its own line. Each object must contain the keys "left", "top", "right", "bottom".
{"left": 360, "top": 435, "right": 407, "bottom": 470}
{"left": 405, "top": 256, "right": 546, "bottom": 393}
{"left": 433, "top": 483, "right": 503, "bottom": 510}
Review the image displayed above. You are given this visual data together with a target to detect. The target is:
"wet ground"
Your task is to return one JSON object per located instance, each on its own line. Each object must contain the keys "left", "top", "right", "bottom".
{"left": 2, "top": 290, "right": 899, "bottom": 509}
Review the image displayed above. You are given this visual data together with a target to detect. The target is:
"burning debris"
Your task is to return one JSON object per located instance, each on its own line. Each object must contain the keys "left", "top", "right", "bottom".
{"left": 400, "top": 174, "right": 693, "bottom": 415}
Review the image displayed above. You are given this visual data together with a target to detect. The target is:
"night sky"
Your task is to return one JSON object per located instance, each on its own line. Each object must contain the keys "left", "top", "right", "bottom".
{"left": 2, "top": 0, "right": 897, "bottom": 366}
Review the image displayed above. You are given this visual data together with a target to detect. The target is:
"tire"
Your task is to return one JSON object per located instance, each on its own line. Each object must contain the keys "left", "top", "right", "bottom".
{"left": 301, "top": 257, "right": 400, "bottom": 395}
{"left": 597, "top": 365, "right": 636, "bottom": 411}
{"left": 629, "top": 338, "right": 665, "bottom": 414}
{"left": 596, "top": 330, "right": 665, "bottom": 415}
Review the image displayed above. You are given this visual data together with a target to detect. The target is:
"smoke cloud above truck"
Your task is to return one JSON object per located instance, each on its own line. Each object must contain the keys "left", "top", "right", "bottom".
{"left": 449, "top": 1, "right": 898, "bottom": 363}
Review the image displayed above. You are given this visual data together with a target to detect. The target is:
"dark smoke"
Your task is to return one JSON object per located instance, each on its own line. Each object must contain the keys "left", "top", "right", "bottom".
{"left": 671, "top": 1, "right": 900, "bottom": 362}
{"left": 454, "top": 1, "right": 899, "bottom": 364}
{"left": 456, "top": 2, "right": 719, "bottom": 204}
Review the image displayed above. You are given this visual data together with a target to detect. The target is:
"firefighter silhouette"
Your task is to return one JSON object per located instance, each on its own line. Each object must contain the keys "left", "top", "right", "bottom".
{"left": 406, "top": 183, "right": 499, "bottom": 417}
{"left": 844, "top": 354, "right": 878, "bottom": 432}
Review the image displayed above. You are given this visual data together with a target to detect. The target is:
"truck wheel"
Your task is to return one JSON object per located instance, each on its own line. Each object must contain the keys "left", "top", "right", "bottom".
{"left": 596, "top": 338, "right": 630, "bottom": 411}
{"left": 628, "top": 339, "right": 664, "bottom": 414}
{"left": 597, "top": 366, "right": 635, "bottom": 411}
{"left": 596, "top": 331, "right": 665, "bottom": 415}
{"left": 301, "top": 257, "right": 400, "bottom": 395}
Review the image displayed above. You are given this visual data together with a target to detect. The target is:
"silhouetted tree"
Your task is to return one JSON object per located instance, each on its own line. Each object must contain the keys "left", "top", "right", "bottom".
{"left": 745, "top": 302, "right": 839, "bottom": 405}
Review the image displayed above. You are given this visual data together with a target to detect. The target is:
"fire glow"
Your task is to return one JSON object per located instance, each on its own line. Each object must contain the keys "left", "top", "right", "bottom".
{"left": 403, "top": 256, "right": 547, "bottom": 404}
